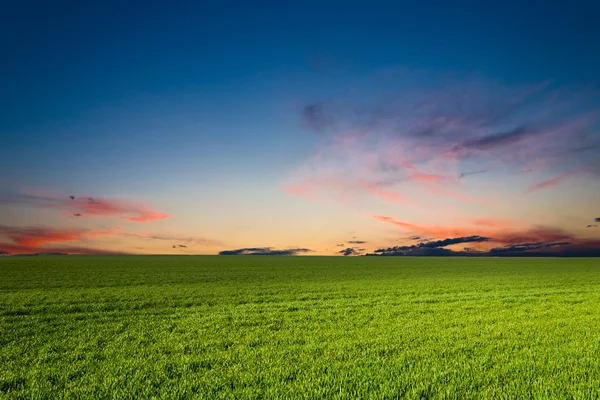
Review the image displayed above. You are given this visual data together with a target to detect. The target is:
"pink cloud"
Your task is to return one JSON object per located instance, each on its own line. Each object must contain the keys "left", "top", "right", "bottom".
{"left": 525, "top": 171, "right": 577, "bottom": 193}
{"left": 1, "top": 191, "right": 170, "bottom": 223}
{"left": 69, "top": 196, "right": 170, "bottom": 222}
{"left": 287, "top": 75, "right": 599, "bottom": 211}
{"left": 525, "top": 160, "right": 600, "bottom": 193}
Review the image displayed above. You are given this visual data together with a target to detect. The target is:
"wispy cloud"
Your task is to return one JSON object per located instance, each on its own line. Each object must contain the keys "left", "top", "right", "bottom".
{"left": 0, "top": 224, "right": 221, "bottom": 254}
{"left": 0, "top": 225, "right": 128, "bottom": 254}
{"left": 454, "top": 126, "right": 538, "bottom": 151}
{"left": 123, "top": 232, "right": 222, "bottom": 246}
{"left": 458, "top": 170, "right": 487, "bottom": 179}
{"left": 0, "top": 191, "right": 170, "bottom": 223}
{"left": 525, "top": 169, "right": 580, "bottom": 193}
{"left": 0, "top": 243, "right": 128, "bottom": 255}
{"left": 0, "top": 225, "right": 120, "bottom": 248}
{"left": 302, "top": 103, "right": 336, "bottom": 134}
{"left": 287, "top": 73, "right": 599, "bottom": 209}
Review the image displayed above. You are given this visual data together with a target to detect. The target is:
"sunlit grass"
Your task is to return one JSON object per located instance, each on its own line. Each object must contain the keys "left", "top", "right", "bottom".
{"left": 1, "top": 256, "right": 600, "bottom": 398}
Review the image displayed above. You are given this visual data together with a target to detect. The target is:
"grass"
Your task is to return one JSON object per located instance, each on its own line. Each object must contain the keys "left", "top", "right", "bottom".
{"left": 1, "top": 255, "right": 600, "bottom": 399}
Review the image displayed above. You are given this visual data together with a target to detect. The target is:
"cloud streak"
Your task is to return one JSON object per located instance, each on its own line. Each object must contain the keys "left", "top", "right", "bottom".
{"left": 219, "top": 247, "right": 313, "bottom": 256}
{"left": 0, "top": 225, "right": 129, "bottom": 254}
{"left": 454, "top": 126, "right": 537, "bottom": 151}
{"left": 0, "top": 225, "right": 121, "bottom": 248}
{"left": 458, "top": 170, "right": 487, "bottom": 179}
{"left": 0, "top": 191, "right": 170, "bottom": 223}
{"left": 525, "top": 170, "right": 580, "bottom": 193}
{"left": 0, "top": 224, "right": 221, "bottom": 255}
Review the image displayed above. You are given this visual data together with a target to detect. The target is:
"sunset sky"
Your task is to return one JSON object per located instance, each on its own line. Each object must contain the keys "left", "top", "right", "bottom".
{"left": 1, "top": 1, "right": 599, "bottom": 256}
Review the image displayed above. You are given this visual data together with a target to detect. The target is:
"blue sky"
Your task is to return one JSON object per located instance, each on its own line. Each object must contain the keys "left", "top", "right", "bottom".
{"left": 1, "top": 0, "right": 599, "bottom": 255}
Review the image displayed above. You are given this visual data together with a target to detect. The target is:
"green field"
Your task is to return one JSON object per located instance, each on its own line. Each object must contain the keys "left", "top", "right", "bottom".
{"left": 1, "top": 256, "right": 600, "bottom": 399}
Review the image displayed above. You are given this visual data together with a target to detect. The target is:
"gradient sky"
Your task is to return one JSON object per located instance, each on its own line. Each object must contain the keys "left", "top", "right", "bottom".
{"left": 1, "top": 0, "right": 600, "bottom": 256}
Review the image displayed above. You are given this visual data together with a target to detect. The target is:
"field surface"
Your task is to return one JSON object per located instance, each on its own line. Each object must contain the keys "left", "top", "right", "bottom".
{"left": 1, "top": 256, "right": 600, "bottom": 399}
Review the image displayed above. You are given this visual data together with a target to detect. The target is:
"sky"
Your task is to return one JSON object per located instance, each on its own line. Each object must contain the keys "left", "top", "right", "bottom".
{"left": 1, "top": 0, "right": 600, "bottom": 256}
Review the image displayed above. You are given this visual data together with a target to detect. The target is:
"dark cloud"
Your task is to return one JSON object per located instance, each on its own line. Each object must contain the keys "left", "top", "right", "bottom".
{"left": 302, "top": 103, "right": 336, "bottom": 134}
{"left": 336, "top": 243, "right": 345, "bottom": 247}
{"left": 487, "top": 242, "right": 600, "bottom": 257}
{"left": 219, "top": 247, "right": 313, "bottom": 256}
{"left": 8, "top": 252, "right": 68, "bottom": 257}
{"left": 69, "top": 195, "right": 75, "bottom": 200}
{"left": 459, "top": 170, "right": 487, "bottom": 179}
{"left": 339, "top": 247, "right": 362, "bottom": 256}
{"left": 371, "top": 236, "right": 490, "bottom": 256}
{"left": 348, "top": 240, "right": 366, "bottom": 244}
{"left": 368, "top": 238, "right": 600, "bottom": 257}
{"left": 587, "top": 225, "right": 598, "bottom": 228}
{"left": 0, "top": 251, "right": 8, "bottom": 255}
{"left": 178, "top": 244, "right": 187, "bottom": 248}
{"left": 488, "top": 241, "right": 571, "bottom": 254}
{"left": 596, "top": 217, "right": 600, "bottom": 222}
{"left": 421, "top": 236, "right": 490, "bottom": 248}
{"left": 369, "top": 247, "right": 456, "bottom": 257}
{"left": 73, "top": 213, "right": 81, "bottom": 217}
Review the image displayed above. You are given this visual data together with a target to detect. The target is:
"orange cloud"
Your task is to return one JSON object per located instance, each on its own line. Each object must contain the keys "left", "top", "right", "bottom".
{"left": 0, "top": 225, "right": 120, "bottom": 248}
{"left": 6, "top": 227, "right": 83, "bottom": 247}
{"left": 0, "top": 225, "right": 128, "bottom": 254}
{"left": 372, "top": 215, "right": 575, "bottom": 245}
{"left": 404, "top": 163, "right": 455, "bottom": 184}
{"left": 427, "top": 187, "right": 496, "bottom": 207}
{"left": 125, "top": 210, "right": 170, "bottom": 222}
{"left": 359, "top": 181, "right": 411, "bottom": 204}
{"left": 460, "top": 217, "right": 520, "bottom": 229}
{"left": 0, "top": 224, "right": 222, "bottom": 255}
